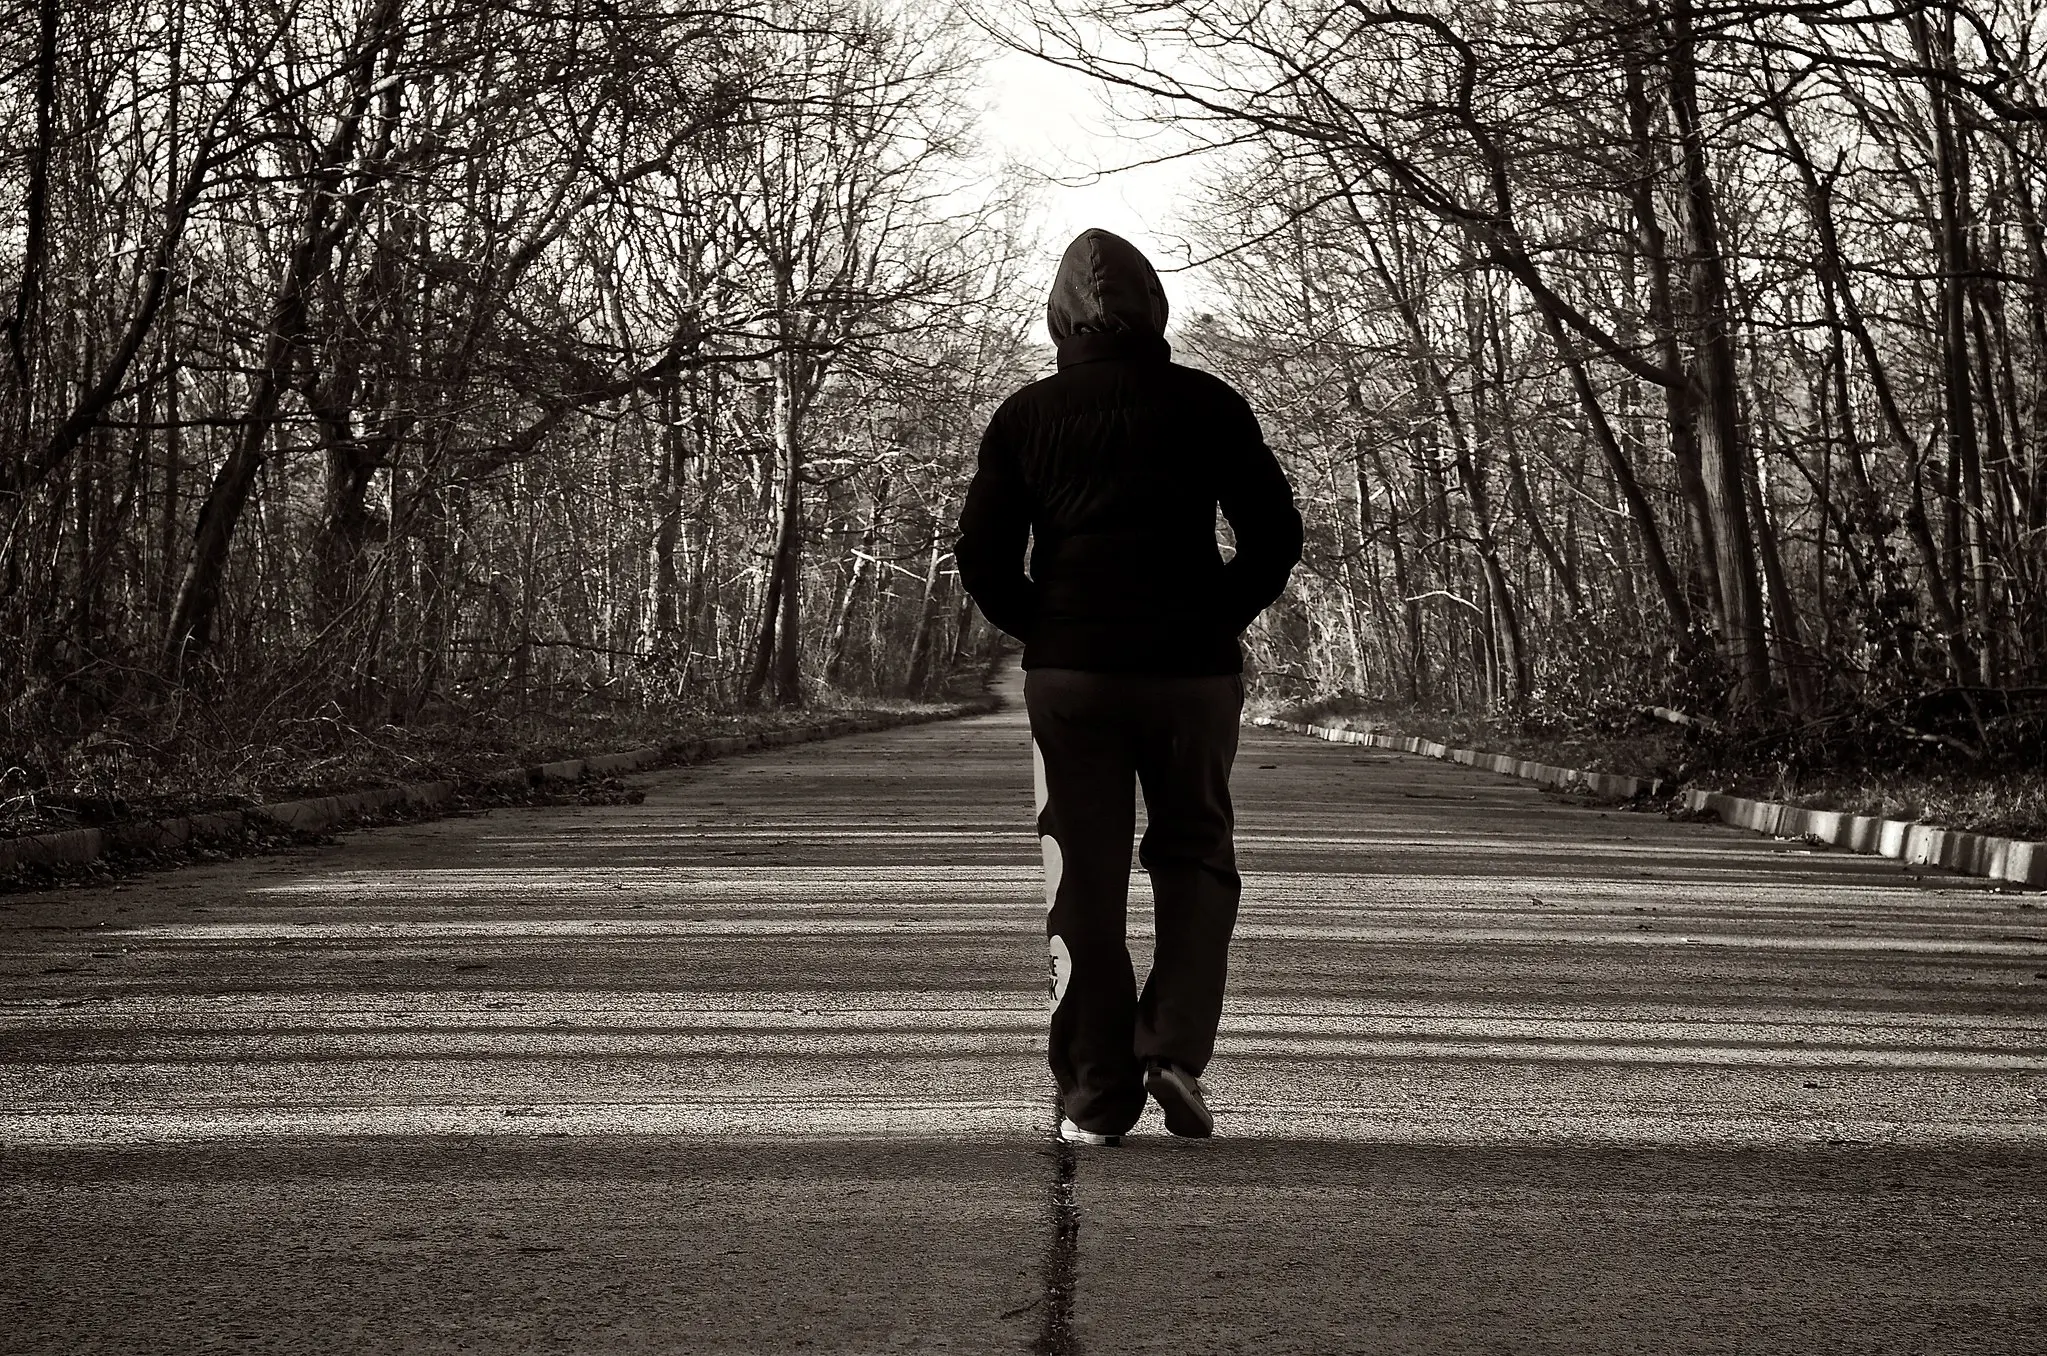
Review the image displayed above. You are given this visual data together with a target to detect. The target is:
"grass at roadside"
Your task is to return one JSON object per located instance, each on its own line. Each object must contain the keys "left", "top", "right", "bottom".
{"left": 3, "top": 687, "right": 985, "bottom": 843}
{"left": 1266, "top": 693, "right": 2047, "bottom": 843}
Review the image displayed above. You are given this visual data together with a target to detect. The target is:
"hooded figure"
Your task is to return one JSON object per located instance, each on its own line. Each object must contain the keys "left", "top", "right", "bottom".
{"left": 955, "top": 230, "right": 1303, "bottom": 1145}
{"left": 957, "top": 228, "right": 1300, "bottom": 673}
{"left": 1045, "top": 227, "right": 1171, "bottom": 342}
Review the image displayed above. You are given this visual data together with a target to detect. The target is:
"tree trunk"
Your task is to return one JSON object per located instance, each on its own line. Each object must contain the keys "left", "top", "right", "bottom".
{"left": 747, "top": 335, "right": 806, "bottom": 708}
{"left": 2, "top": 0, "right": 58, "bottom": 451}
{"left": 648, "top": 378, "right": 688, "bottom": 640}
{"left": 1664, "top": 0, "right": 1771, "bottom": 709}
{"left": 1507, "top": 446, "right": 1581, "bottom": 616}
{"left": 1913, "top": 9, "right": 1995, "bottom": 684}
{"left": 825, "top": 473, "right": 888, "bottom": 686}
{"left": 1773, "top": 87, "right": 1970, "bottom": 682}
{"left": 1533, "top": 304, "right": 1687, "bottom": 634}
{"left": 901, "top": 536, "right": 946, "bottom": 697}
{"left": 162, "top": 0, "right": 399, "bottom": 675}
{"left": 1358, "top": 448, "right": 1423, "bottom": 704}
{"left": 1621, "top": 48, "right": 1724, "bottom": 651}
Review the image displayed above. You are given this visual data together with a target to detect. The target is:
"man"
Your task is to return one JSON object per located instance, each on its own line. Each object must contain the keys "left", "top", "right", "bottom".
{"left": 955, "top": 228, "right": 1303, "bottom": 1146}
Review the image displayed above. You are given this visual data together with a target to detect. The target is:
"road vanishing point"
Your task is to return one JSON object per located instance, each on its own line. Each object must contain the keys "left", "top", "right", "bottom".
{"left": 3, "top": 667, "right": 2044, "bottom": 1353}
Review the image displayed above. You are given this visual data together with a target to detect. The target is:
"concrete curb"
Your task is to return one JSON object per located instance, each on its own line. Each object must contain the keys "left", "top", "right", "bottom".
{"left": 1677, "top": 787, "right": 2046, "bottom": 888}
{"left": 1252, "top": 717, "right": 1662, "bottom": 801}
{"left": 0, "top": 697, "right": 1000, "bottom": 878}
{"left": 1254, "top": 716, "right": 2046, "bottom": 890}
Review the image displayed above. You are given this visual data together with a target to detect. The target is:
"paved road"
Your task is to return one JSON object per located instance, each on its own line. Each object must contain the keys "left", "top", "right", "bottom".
{"left": 3, "top": 669, "right": 2044, "bottom": 1353}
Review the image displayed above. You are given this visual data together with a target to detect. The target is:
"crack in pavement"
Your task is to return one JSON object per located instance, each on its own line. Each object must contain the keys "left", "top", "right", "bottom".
{"left": 1037, "top": 1106, "right": 1081, "bottom": 1356}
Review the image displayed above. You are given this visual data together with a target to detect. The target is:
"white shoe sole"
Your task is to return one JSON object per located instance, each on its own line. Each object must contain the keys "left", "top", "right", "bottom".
{"left": 1056, "top": 1117, "right": 1121, "bottom": 1146}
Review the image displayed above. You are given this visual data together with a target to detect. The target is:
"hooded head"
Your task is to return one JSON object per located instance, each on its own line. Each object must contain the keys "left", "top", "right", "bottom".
{"left": 1046, "top": 228, "right": 1170, "bottom": 345}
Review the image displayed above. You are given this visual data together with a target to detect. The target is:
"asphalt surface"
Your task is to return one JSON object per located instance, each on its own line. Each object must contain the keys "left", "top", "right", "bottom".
{"left": 3, "top": 666, "right": 2044, "bottom": 1353}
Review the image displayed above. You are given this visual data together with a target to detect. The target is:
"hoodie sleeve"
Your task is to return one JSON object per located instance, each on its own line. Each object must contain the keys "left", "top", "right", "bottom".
{"left": 954, "top": 406, "right": 1038, "bottom": 642}
{"left": 1216, "top": 393, "right": 1304, "bottom": 634}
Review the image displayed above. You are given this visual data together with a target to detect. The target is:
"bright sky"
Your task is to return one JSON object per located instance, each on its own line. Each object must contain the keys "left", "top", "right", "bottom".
{"left": 975, "top": 30, "right": 1222, "bottom": 326}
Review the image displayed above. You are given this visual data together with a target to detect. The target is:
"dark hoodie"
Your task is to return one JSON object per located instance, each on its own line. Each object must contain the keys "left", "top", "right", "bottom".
{"left": 955, "top": 229, "right": 1303, "bottom": 674}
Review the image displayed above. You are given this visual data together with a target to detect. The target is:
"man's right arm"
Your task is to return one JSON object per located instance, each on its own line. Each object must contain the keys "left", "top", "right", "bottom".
{"left": 954, "top": 410, "right": 1037, "bottom": 641}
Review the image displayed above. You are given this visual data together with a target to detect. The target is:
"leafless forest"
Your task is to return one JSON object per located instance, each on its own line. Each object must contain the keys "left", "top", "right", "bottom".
{"left": 5, "top": 0, "right": 2047, "bottom": 800}
{"left": 1074, "top": 0, "right": 2047, "bottom": 735}
{"left": 2, "top": 0, "right": 1034, "bottom": 786}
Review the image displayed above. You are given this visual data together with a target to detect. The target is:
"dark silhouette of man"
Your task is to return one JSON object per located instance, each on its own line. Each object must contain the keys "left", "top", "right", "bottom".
{"left": 956, "top": 228, "right": 1303, "bottom": 1144}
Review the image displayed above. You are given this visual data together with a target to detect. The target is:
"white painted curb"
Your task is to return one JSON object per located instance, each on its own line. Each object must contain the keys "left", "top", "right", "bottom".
{"left": 1678, "top": 788, "right": 2046, "bottom": 888}
{"left": 1255, "top": 717, "right": 2046, "bottom": 890}
{"left": 1252, "top": 718, "right": 1662, "bottom": 801}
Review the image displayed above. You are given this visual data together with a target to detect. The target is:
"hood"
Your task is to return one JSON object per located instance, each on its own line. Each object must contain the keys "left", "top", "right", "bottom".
{"left": 1046, "top": 228, "right": 1170, "bottom": 343}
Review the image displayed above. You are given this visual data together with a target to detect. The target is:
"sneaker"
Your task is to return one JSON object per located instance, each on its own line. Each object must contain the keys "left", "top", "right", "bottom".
{"left": 1057, "top": 1117, "right": 1121, "bottom": 1147}
{"left": 1144, "top": 1061, "right": 1214, "bottom": 1138}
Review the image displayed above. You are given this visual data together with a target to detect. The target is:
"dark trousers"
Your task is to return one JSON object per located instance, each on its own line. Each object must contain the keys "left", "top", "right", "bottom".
{"left": 1025, "top": 667, "right": 1244, "bottom": 1135}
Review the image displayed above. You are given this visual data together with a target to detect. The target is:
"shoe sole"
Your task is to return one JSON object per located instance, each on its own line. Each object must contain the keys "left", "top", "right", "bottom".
{"left": 1144, "top": 1066, "right": 1214, "bottom": 1138}
{"left": 1056, "top": 1118, "right": 1121, "bottom": 1147}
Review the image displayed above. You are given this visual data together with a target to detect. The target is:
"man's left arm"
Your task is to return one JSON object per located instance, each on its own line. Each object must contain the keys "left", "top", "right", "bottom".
{"left": 1216, "top": 397, "right": 1304, "bottom": 634}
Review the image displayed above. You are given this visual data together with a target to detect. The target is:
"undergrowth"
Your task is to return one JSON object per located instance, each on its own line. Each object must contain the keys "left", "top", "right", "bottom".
{"left": 1267, "top": 689, "right": 2047, "bottom": 842}
{"left": 2, "top": 680, "right": 982, "bottom": 841}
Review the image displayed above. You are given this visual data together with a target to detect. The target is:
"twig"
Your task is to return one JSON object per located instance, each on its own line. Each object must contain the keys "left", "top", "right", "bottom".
{"left": 1641, "top": 705, "right": 1719, "bottom": 733}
